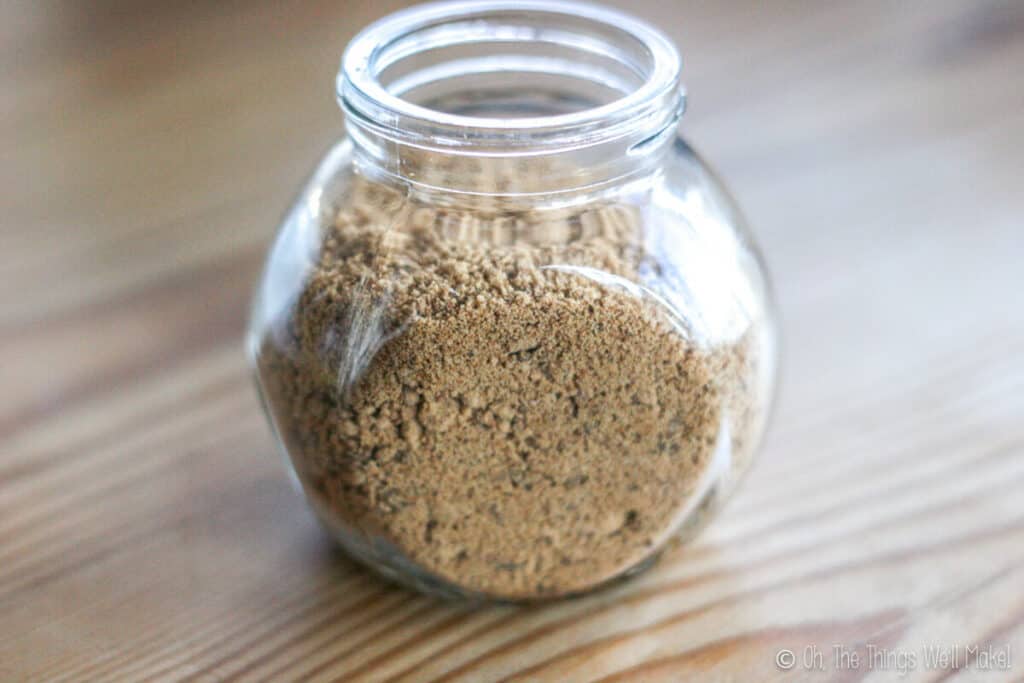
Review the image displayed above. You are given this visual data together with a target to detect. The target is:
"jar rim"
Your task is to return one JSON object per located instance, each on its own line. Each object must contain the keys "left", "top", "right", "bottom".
{"left": 338, "top": 0, "right": 684, "bottom": 154}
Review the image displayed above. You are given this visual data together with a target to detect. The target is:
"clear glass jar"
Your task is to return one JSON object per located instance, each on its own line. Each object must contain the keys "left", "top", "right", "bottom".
{"left": 248, "top": 0, "right": 777, "bottom": 601}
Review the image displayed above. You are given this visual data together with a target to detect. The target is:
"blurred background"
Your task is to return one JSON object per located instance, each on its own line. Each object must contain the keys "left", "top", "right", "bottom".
{"left": 3, "top": 1, "right": 1024, "bottom": 680}
{"left": 4, "top": 0, "right": 1022, "bottom": 418}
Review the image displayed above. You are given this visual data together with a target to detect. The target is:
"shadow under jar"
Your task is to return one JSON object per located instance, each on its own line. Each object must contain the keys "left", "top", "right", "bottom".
{"left": 248, "top": 0, "right": 778, "bottom": 601}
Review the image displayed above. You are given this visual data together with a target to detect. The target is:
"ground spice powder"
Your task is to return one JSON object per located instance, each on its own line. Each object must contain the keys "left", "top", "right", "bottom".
{"left": 256, "top": 175, "right": 765, "bottom": 600}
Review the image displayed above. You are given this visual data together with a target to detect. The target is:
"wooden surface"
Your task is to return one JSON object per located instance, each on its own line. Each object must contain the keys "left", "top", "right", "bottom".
{"left": 3, "top": 1, "right": 1024, "bottom": 680}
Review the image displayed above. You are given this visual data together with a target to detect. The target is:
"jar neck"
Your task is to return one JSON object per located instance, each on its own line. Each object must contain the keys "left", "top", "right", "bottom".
{"left": 339, "top": 1, "right": 685, "bottom": 198}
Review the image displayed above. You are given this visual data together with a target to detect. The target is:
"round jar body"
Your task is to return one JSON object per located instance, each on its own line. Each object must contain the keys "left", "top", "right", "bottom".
{"left": 248, "top": 1, "right": 777, "bottom": 601}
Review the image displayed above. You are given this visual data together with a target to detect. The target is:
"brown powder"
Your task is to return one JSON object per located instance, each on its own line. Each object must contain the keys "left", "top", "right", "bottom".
{"left": 255, "top": 174, "right": 767, "bottom": 600}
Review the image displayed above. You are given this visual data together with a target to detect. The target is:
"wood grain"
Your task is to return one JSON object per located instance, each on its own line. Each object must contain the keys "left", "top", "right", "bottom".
{"left": 2, "top": 1, "right": 1023, "bottom": 680}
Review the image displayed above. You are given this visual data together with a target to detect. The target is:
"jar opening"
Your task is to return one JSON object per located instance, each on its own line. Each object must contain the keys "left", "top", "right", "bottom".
{"left": 339, "top": 0, "right": 684, "bottom": 155}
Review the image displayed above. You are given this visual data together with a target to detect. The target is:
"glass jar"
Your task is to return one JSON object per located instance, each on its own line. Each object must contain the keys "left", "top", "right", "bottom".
{"left": 248, "top": 0, "right": 777, "bottom": 601}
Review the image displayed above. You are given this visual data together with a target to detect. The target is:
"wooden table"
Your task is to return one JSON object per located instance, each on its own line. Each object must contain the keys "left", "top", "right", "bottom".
{"left": 3, "top": 1, "right": 1023, "bottom": 680}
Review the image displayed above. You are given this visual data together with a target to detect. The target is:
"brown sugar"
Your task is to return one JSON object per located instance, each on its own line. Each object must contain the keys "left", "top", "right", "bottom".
{"left": 255, "top": 174, "right": 766, "bottom": 600}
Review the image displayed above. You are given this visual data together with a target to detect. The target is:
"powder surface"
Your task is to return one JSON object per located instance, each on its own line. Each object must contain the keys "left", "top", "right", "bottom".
{"left": 256, "top": 174, "right": 766, "bottom": 600}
